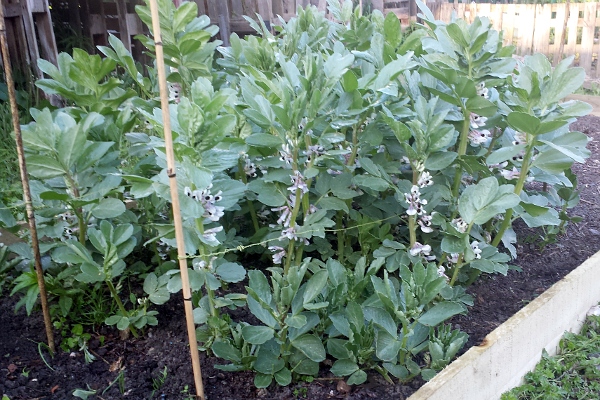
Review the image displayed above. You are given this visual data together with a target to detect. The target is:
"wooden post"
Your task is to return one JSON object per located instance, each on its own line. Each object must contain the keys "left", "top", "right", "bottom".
{"left": 0, "top": 0, "right": 56, "bottom": 355}
{"left": 256, "top": 0, "right": 273, "bottom": 30}
{"left": 116, "top": 0, "right": 131, "bottom": 51}
{"left": 34, "top": 0, "right": 58, "bottom": 66}
{"left": 148, "top": 0, "right": 206, "bottom": 399}
{"left": 216, "top": 0, "right": 230, "bottom": 46}
{"left": 555, "top": 0, "right": 570, "bottom": 65}
{"left": 19, "top": 0, "right": 41, "bottom": 77}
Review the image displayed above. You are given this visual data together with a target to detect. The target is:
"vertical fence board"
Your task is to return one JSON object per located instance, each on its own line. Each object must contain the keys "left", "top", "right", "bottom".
{"left": 580, "top": 2, "right": 597, "bottom": 74}
{"left": 565, "top": 3, "right": 580, "bottom": 62}
{"left": 533, "top": 4, "right": 551, "bottom": 57}
{"left": 502, "top": 3, "right": 516, "bottom": 47}
{"left": 490, "top": 3, "right": 502, "bottom": 32}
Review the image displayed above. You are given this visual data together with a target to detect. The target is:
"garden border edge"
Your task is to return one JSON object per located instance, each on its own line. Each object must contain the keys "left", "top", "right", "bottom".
{"left": 408, "top": 249, "right": 600, "bottom": 400}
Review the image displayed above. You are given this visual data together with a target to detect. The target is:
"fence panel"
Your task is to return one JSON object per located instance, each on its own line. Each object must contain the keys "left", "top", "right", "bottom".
{"left": 431, "top": 2, "right": 600, "bottom": 76}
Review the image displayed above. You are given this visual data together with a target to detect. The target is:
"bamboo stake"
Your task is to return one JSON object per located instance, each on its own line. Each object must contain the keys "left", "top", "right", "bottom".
{"left": 0, "top": 3, "right": 55, "bottom": 354}
{"left": 147, "top": 1, "right": 205, "bottom": 399}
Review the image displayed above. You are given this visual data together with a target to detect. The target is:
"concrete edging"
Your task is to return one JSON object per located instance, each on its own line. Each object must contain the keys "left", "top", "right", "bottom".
{"left": 408, "top": 249, "right": 600, "bottom": 400}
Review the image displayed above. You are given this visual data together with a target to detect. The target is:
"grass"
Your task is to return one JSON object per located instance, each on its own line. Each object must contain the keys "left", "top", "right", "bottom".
{"left": 575, "top": 82, "right": 600, "bottom": 97}
{"left": 502, "top": 313, "right": 600, "bottom": 399}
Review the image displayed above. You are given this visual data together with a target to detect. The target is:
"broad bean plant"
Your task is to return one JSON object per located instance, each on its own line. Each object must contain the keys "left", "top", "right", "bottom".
{"left": 5, "top": 0, "right": 590, "bottom": 388}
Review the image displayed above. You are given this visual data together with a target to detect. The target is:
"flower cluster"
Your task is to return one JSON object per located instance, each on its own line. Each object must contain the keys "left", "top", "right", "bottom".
{"left": 184, "top": 184, "right": 224, "bottom": 222}
{"left": 405, "top": 185, "right": 427, "bottom": 216}
{"left": 405, "top": 172, "right": 435, "bottom": 233}
{"left": 279, "top": 143, "right": 293, "bottom": 165}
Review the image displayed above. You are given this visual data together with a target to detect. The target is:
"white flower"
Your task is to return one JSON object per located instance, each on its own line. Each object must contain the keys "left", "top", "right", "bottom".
{"left": 410, "top": 242, "right": 436, "bottom": 260}
{"left": 500, "top": 167, "right": 520, "bottom": 180}
{"left": 437, "top": 265, "right": 448, "bottom": 279}
{"left": 268, "top": 246, "right": 286, "bottom": 264}
{"left": 468, "top": 129, "right": 491, "bottom": 146}
{"left": 488, "top": 161, "right": 508, "bottom": 171}
{"left": 202, "top": 226, "right": 223, "bottom": 242}
{"left": 418, "top": 214, "right": 433, "bottom": 233}
{"left": 281, "top": 226, "right": 297, "bottom": 241}
{"left": 404, "top": 185, "right": 428, "bottom": 216}
{"left": 184, "top": 187, "right": 192, "bottom": 197}
{"left": 417, "top": 171, "right": 434, "bottom": 188}
{"left": 471, "top": 241, "right": 482, "bottom": 259}
{"left": 279, "top": 143, "right": 293, "bottom": 165}
{"left": 451, "top": 218, "right": 468, "bottom": 233}
{"left": 476, "top": 82, "right": 489, "bottom": 98}
{"left": 168, "top": 82, "right": 181, "bottom": 103}
{"left": 288, "top": 171, "right": 309, "bottom": 194}
{"left": 447, "top": 253, "right": 460, "bottom": 264}
{"left": 470, "top": 113, "right": 487, "bottom": 129}
{"left": 512, "top": 131, "right": 527, "bottom": 146}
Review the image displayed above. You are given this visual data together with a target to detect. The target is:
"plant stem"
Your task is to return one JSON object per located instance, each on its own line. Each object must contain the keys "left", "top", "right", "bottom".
{"left": 284, "top": 188, "right": 303, "bottom": 275}
{"left": 106, "top": 280, "right": 139, "bottom": 338}
{"left": 449, "top": 253, "right": 465, "bottom": 286}
{"left": 238, "top": 160, "right": 260, "bottom": 234}
{"left": 491, "top": 141, "right": 534, "bottom": 247}
{"left": 451, "top": 109, "right": 472, "bottom": 199}
{"left": 195, "top": 219, "right": 219, "bottom": 319}
{"left": 336, "top": 211, "right": 345, "bottom": 263}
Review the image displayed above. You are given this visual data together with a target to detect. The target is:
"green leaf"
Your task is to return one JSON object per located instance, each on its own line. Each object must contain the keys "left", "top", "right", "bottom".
{"left": 76, "top": 263, "right": 105, "bottom": 283}
{"left": 376, "top": 331, "right": 402, "bottom": 361}
{"left": 91, "top": 198, "right": 126, "bottom": 219}
{"left": 532, "top": 148, "right": 573, "bottom": 173}
{"left": 291, "top": 334, "right": 326, "bottom": 362}
{"left": 486, "top": 145, "right": 526, "bottom": 165}
{"left": 331, "top": 359, "right": 359, "bottom": 377}
{"left": 507, "top": 112, "right": 540, "bottom": 135}
{"left": 303, "top": 270, "right": 328, "bottom": 305}
{"left": 347, "top": 369, "right": 368, "bottom": 385}
{"left": 418, "top": 302, "right": 464, "bottom": 326}
{"left": 466, "top": 96, "right": 496, "bottom": 117}
{"left": 458, "top": 177, "right": 521, "bottom": 224}
{"left": 242, "top": 325, "right": 274, "bottom": 345}
{"left": 26, "top": 155, "right": 65, "bottom": 179}
{"left": 425, "top": 152, "right": 457, "bottom": 170}
{"left": 341, "top": 70, "right": 358, "bottom": 92}
{"left": 274, "top": 367, "right": 292, "bottom": 386}
{"left": 254, "top": 348, "right": 285, "bottom": 375}
{"left": 353, "top": 175, "right": 389, "bottom": 192}
{"left": 363, "top": 306, "right": 397, "bottom": 337}
{"left": 253, "top": 373, "right": 273, "bottom": 388}
{"left": 212, "top": 340, "right": 241, "bottom": 363}
{"left": 216, "top": 262, "right": 246, "bottom": 283}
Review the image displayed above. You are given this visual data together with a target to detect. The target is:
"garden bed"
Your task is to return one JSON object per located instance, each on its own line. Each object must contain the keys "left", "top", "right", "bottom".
{"left": 0, "top": 113, "right": 599, "bottom": 400}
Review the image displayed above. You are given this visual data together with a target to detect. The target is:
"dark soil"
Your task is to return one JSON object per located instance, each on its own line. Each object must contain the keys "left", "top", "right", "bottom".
{"left": 1, "top": 115, "right": 599, "bottom": 400}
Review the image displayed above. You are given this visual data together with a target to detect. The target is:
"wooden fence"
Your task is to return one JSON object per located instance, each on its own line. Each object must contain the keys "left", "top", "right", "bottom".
{"left": 1, "top": 0, "right": 58, "bottom": 79}
{"left": 428, "top": 2, "right": 600, "bottom": 78}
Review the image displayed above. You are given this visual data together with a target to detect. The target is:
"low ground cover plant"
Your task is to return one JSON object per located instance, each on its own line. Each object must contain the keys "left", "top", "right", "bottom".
{"left": 1, "top": 0, "right": 591, "bottom": 389}
{"left": 502, "top": 312, "right": 600, "bottom": 399}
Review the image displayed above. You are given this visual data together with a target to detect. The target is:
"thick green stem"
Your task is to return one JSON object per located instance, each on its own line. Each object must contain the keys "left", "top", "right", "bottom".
{"left": 491, "top": 142, "right": 535, "bottom": 247}
{"left": 451, "top": 109, "right": 472, "bottom": 199}
{"left": 195, "top": 218, "right": 219, "bottom": 320}
{"left": 238, "top": 161, "right": 260, "bottom": 234}
{"left": 408, "top": 216, "right": 417, "bottom": 248}
{"left": 448, "top": 253, "right": 465, "bottom": 287}
{"left": 106, "top": 280, "right": 139, "bottom": 338}
{"left": 336, "top": 211, "right": 345, "bottom": 263}
{"left": 284, "top": 188, "right": 303, "bottom": 275}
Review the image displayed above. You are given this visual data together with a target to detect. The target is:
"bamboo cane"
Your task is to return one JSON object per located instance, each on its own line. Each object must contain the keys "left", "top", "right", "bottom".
{"left": 147, "top": 1, "right": 205, "bottom": 399}
{"left": 0, "top": 3, "right": 55, "bottom": 354}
